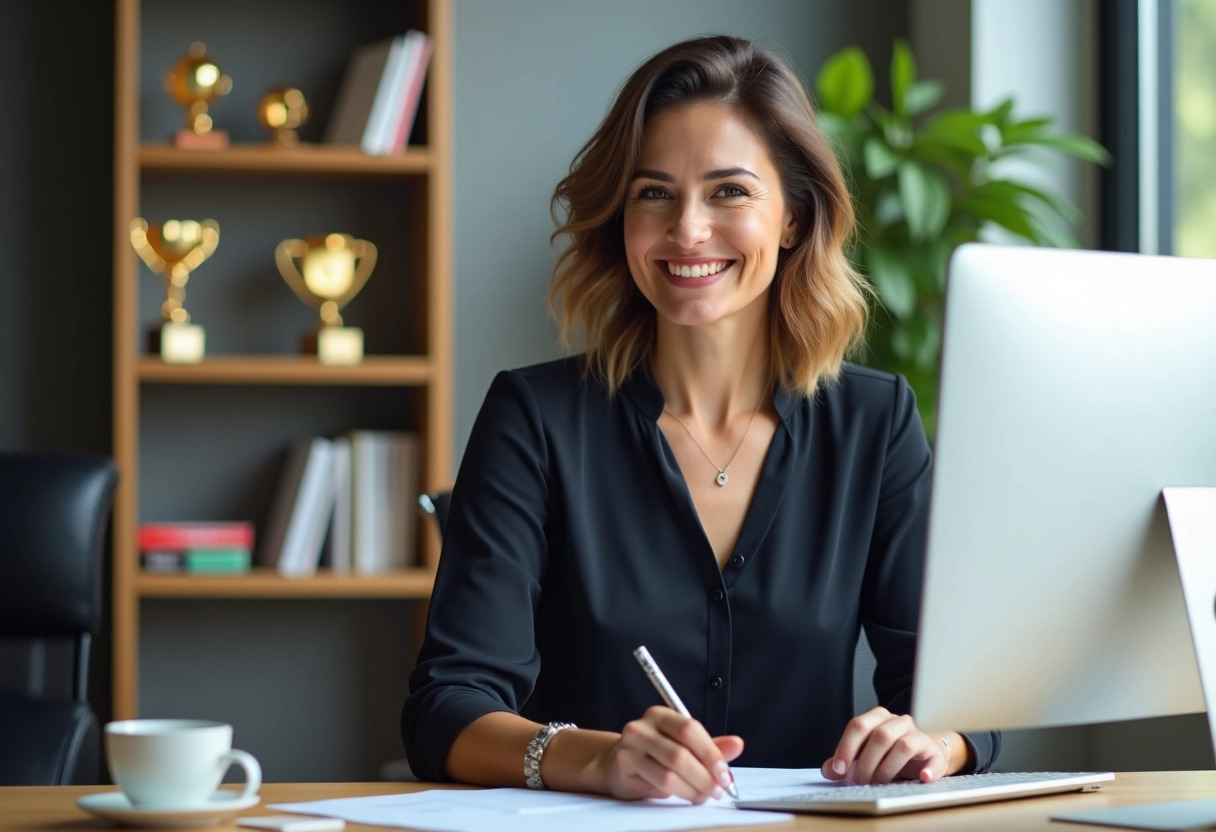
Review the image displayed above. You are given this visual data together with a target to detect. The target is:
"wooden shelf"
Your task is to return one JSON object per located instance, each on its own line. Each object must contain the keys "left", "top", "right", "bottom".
{"left": 137, "top": 355, "right": 433, "bottom": 385}
{"left": 137, "top": 567, "right": 435, "bottom": 598}
{"left": 140, "top": 143, "right": 431, "bottom": 177}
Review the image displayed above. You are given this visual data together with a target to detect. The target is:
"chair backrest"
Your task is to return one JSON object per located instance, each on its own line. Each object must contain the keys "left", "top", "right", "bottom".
{"left": 417, "top": 490, "right": 451, "bottom": 538}
{"left": 0, "top": 453, "right": 117, "bottom": 701}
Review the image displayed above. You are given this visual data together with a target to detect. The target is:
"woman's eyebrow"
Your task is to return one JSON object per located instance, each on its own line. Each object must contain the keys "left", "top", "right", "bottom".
{"left": 630, "top": 166, "right": 760, "bottom": 182}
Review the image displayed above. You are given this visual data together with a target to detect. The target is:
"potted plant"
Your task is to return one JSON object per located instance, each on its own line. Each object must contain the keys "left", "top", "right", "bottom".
{"left": 813, "top": 40, "right": 1109, "bottom": 434}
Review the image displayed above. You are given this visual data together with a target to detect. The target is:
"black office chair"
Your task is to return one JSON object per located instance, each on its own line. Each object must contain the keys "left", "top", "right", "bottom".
{"left": 416, "top": 490, "right": 451, "bottom": 537}
{"left": 0, "top": 452, "right": 118, "bottom": 785}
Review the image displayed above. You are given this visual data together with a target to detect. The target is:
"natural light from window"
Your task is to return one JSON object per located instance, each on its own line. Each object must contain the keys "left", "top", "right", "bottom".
{"left": 1174, "top": 0, "right": 1216, "bottom": 256}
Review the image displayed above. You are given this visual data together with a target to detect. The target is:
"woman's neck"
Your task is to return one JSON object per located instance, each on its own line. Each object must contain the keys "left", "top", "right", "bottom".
{"left": 650, "top": 315, "right": 771, "bottom": 426}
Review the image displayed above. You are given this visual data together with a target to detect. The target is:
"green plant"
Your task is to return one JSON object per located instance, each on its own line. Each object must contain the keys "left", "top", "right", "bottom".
{"left": 813, "top": 40, "right": 1109, "bottom": 434}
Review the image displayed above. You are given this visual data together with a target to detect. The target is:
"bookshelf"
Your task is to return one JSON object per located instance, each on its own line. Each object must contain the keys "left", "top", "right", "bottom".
{"left": 111, "top": 0, "right": 452, "bottom": 727}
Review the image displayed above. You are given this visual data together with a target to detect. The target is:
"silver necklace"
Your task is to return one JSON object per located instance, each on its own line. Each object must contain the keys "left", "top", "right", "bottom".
{"left": 664, "top": 399, "right": 764, "bottom": 486}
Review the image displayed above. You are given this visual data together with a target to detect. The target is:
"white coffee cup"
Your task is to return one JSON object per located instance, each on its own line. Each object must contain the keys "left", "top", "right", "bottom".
{"left": 105, "top": 719, "right": 261, "bottom": 809}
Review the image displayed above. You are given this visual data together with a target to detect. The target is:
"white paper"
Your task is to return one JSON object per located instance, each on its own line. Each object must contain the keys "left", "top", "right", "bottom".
{"left": 266, "top": 766, "right": 843, "bottom": 832}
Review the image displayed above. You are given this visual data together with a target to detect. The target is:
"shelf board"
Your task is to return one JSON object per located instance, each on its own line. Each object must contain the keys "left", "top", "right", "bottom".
{"left": 140, "top": 143, "right": 431, "bottom": 176}
{"left": 137, "top": 355, "right": 433, "bottom": 385}
{"left": 137, "top": 568, "right": 435, "bottom": 599}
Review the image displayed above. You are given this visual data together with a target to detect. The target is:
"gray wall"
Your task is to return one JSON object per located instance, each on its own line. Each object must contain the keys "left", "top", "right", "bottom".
{"left": 451, "top": 0, "right": 907, "bottom": 461}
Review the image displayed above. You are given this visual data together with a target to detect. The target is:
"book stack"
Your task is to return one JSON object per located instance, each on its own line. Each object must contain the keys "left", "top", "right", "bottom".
{"left": 139, "top": 522, "right": 255, "bottom": 573}
{"left": 259, "top": 431, "right": 420, "bottom": 577}
{"left": 325, "top": 30, "right": 432, "bottom": 156}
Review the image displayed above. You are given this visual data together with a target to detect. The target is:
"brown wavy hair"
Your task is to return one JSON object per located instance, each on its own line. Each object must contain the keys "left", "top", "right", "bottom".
{"left": 548, "top": 35, "right": 870, "bottom": 396}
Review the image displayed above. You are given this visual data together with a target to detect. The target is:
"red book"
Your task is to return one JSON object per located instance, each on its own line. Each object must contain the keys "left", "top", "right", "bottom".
{"left": 138, "top": 522, "right": 255, "bottom": 552}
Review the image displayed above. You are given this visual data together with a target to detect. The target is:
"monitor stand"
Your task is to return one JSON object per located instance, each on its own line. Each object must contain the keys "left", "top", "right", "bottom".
{"left": 1053, "top": 487, "right": 1216, "bottom": 831}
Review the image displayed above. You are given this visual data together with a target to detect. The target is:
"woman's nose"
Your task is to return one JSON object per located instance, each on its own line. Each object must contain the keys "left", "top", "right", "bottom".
{"left": 668, "top": 198, "right": 711, "bottom": 248}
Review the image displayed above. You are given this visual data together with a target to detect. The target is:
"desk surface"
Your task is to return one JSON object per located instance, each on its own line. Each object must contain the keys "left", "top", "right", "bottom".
{"left": 3, "top": 772, "right": 1213, "bottom": 831}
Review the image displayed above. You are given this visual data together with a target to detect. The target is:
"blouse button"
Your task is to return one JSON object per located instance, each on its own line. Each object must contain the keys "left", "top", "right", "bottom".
{"left": 712, "top": 589, "right": 725, "bottom": 602}
{"left": 709, "top": 676, "right": 723, "bottom": 689}
{"left": 729, "top": 555, "right": 745, "bottom": 568}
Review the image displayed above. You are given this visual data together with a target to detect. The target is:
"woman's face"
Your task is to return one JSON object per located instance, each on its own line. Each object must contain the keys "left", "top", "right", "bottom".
{"left": 623, "top": 101, "right": 796, "bottom": 331}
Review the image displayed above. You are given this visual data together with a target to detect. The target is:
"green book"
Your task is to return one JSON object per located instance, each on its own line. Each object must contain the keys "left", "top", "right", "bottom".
{"left": 185, "top": 548, "right": 252, "bottom": 573}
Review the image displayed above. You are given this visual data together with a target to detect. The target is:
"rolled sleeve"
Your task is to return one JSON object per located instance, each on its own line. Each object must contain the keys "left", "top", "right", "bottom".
{"left": 401, "top": 370, "right": 551, "bottom": 781}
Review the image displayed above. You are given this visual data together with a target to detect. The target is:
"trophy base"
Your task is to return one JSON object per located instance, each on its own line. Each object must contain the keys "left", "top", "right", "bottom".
{"left": 149, "top": 322, "right": 206, "bottom": 363}
{"left": 303, "top": 327, "right": 364, "bottom": 366}
{"left": 173, "top": 128, "right": 230, "bottom": 150}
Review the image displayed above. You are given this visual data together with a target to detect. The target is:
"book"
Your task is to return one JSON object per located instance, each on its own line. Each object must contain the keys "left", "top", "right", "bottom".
{"left": 260, "top": 437, "right": 337, "bottom": 577}
{"left": 325, "top": 36, "right": 400, "bottom": 149}
{"left": 141, "top": 548, "right": 252, "bottom": 574}
{"left": 139, "top": 521, "right": 254, "bottom": 552}
{"left": 325, "top": 34, "right": 413, "bottom": 156}
{"left": 387, "top": 30, "right": 432, "bottom": 151}
{"left": 362, "top": 34, "right": 413, "bottom": 155}
{"left": 349, "top": 430, "right": 419, "bottom": 574}
{"left": 327, "top": 435, "right": 352, "bottom": 574}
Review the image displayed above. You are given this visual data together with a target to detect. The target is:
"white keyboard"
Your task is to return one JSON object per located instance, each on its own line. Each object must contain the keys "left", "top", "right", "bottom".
{"left": 734, "top": 770, "right": 1115, "bottom": 816}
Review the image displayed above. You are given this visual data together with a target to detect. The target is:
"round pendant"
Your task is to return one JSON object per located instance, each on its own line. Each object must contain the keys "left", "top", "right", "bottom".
{"left": 716, "top": 471, "right": 729, "bottom": 486}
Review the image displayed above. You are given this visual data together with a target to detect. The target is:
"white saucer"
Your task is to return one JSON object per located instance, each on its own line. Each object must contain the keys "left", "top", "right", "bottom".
{"left": 77, "top": 789, "right": 260, "bottom": 828}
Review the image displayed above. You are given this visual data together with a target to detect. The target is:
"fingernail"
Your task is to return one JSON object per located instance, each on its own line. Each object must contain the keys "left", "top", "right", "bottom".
{"left": 832, "top": 758, "right": 848, "bottom": 775}
{"left": 712, "top": 761, "right": 732, "bottom": 788}
{"left": 712, "top": 786, "right": 724, "bottom": 800}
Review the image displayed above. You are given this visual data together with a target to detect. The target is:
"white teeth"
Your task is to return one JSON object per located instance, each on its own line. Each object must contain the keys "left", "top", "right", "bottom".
{"left": 667, "top": 260, "right": 728, "bottom": 278}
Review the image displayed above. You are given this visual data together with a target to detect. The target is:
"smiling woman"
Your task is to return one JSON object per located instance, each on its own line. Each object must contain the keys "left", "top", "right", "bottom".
{"left": 402, "top": 35, "right": 1000, "bottom": 804}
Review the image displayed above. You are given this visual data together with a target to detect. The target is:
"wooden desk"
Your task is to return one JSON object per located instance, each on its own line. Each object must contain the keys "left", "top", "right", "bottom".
{"left": 3, "top": 773, "right": 1213, "bottom": 831}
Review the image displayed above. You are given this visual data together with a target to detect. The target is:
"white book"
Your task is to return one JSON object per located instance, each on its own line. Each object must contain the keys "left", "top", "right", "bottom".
{"left": 327, "top": 436, "right": 352, "bottom": 574}
{"left": 361, "top": 34, "right": 411, "bottom": 156}
{"left": 261, "top": 437, "right": 335, "bottom": 577}
{"left": 349, "top": 430, "right": 420, "bottom": 573}
{"left": 350, "top": 430, "right": 387, "bottom": 574}
{"left": 324, "top": 37, "right": 398, "bottom": 146}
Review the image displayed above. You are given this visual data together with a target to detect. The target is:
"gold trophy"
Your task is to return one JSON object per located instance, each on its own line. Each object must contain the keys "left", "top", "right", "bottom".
{"left": 164, "top": 42, "right": 232, "bottom": 149}
{"left": 258, "top": 86, "right": 309, "bottom": 146}
{"left": 275, "top": 233, "right": 376, "bottom": 365}
{"left": 130, "top": 218, "right": 219, "bottom": 363}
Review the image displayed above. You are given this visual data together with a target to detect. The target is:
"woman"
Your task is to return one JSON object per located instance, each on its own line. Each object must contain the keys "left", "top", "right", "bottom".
{"left": 402, "top": 34, "right": 999, "bottom": 803}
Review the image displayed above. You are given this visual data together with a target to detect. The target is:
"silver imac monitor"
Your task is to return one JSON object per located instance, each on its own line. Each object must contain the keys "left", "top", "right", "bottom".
{"left": 912, "top": 244, "right": 1216, "bottom": 749}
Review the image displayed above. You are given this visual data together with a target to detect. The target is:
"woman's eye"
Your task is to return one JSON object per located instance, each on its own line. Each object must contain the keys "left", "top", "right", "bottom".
{"left": 716, "top": 184, "right": 748, "bottom": 198}
{"left": 636, "top": 185, "right": 670, "bottom": 199}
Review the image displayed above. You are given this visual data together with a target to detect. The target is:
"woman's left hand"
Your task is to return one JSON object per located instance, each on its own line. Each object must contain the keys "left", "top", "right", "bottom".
{"left": 820, "top": 707, "right": 962, "bottom": 785}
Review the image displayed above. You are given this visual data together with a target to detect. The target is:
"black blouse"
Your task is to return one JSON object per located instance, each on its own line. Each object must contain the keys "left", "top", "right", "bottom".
{"left": 402, "top": 357, "right": 999, "bottom": 780}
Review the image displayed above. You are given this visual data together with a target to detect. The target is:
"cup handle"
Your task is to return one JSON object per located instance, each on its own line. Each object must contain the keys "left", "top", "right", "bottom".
{"left": 220, "top": 749, "right": 262, "bottom": 800}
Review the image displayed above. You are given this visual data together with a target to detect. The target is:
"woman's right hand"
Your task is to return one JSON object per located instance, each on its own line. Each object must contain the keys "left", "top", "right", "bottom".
{"left": 592, "top": 705, "right": 743, "bottom": 803}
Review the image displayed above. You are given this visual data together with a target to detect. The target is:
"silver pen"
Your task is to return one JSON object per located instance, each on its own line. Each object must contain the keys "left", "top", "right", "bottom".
{"left": 632, "top": 645, "right": 740, "bottom": 799}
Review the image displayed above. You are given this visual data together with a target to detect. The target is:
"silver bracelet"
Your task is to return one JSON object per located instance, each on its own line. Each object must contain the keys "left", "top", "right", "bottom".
{"left": 934, "top": 733, "right": 952, "bottom": 753}
{"left": 524, "top": 722, "right": 576, "bottom": 789}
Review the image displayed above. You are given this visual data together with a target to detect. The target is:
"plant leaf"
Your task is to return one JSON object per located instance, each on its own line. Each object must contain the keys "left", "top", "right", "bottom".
{"left": 864, "top": 137, "right": 900, "bottom": 178}
{"left": 1014, "top": 133, "right": 1112, "bottom": 165}
{"left": 962, "top": 187, "right": 1038, "bottom": 240}
{"left": 815, "top": 47, "right": 874, "bottom": 118}
{"left": 904, "top": 80, "right": 944, "bottom": 116}
{"left": 890, "top": 39, "right": 916, "bottom": 115}
{"left": 898, "top": 162, "right": 952, "bottom": 241}
{"left": 1001, "top": 116, "right": 1053, "bottom": 144}
{"left": 865, "top": 246, "right": 918, "bottom": 320}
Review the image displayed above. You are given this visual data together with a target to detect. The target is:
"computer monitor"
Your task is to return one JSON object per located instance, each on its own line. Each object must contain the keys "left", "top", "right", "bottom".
{"left": 911, "top": 244, "right": 1216, "bottom": 753}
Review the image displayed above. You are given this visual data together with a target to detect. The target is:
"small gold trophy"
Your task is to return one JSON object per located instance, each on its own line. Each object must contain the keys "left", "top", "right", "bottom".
{"left": 275, "top": 233, "right": 377, "bottom": 365}
{"left": 130, "top": 218, "right": 220, "bottom": 363}
{"left": 258, "top": 86, "right": 309, "bottom": 146}
{"left": 164, "top": 42, "right": 232, "bottom": 149}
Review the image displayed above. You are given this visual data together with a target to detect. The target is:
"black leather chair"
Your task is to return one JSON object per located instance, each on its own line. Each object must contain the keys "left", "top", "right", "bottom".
{"left": 416, "top": 490, "right": 451, "bottom": 537}
{"left": 0, "top": 453, "right": 118, "bottom": 785}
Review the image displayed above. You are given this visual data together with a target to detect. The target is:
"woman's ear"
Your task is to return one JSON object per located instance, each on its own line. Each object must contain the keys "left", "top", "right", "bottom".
{"left": 781, "top": 213, "right": 799, "bottom": 249}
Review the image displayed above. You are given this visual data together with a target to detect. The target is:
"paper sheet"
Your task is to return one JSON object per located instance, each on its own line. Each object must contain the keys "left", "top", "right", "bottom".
{"left": 268, "top": 767, "right": 843, "bottom": 832}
